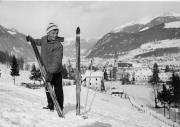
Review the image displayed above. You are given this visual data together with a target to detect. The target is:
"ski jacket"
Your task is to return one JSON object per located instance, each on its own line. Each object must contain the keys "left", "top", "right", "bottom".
{"left": 33, "top": 35, "right": 63, "bottom": 74}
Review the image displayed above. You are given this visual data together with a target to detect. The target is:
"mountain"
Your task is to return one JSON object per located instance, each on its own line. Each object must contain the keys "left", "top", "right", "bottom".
{"left": 87, "top": 12, "right": 180, "bottom": 58}
{"left": 0, "top": 25, "right": 35, "bottom": 62}
{"left": 62, "top": 38, "right": 97, "bottom": 58}
{"left": 0, "top": 25, "right": 98, "bottom": 62}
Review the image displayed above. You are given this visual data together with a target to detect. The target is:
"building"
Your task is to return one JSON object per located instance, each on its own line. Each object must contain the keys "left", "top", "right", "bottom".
{"left": 117, "top": 62, "right": 133, "bottom": 68}
{"left": 116, "top": 65, "right": 152, "bottom": 84}
{"left": 159, "top": 72, "right": 172, "bottom": 82}
{"left": 134, "top": 67, "right": 152, "bottom": 83}
{"left": 82, "top": 70, "right": 104, "bottom": 90}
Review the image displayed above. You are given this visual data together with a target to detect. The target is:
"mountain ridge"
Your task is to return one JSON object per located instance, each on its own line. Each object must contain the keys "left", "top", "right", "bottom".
{"left": 0, "top": 25, "right": 98, "bottom": 62}
{"left": 87, "top": 13, "right": 180, "bottom": 58}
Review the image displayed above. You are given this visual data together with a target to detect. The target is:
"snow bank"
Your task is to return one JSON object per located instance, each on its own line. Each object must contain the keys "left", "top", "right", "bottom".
{"left": 141, "top": 39, "right": 180, "bottom": 50}
{"left": 124, "top": 39, "right": 180, "bottom": 59}
{"left": 7, "top": 30, "right": 16, "bottom": 35}
{"left": 165, "top": 21, "right": 180, "bottom": 28}
{"left": 140, "top": 27, "right": 149, "bottom": 32}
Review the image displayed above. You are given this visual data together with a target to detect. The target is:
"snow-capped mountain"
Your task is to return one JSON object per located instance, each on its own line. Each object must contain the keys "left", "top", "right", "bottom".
{"left": 0, "top": 25, "right": 98, "bottom": 62}
{"left": 87, "top": 12, "right": 180, "bottom": 58}
{"left": 111, "top": 12, "right": 180, "bottom": 33}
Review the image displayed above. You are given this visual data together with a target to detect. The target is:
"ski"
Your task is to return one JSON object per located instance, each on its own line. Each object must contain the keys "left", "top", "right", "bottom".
{"left": 76, "top": 27, "right": 81, "bottom": 115}
{"left": 29, "top": 38, "right": 64, "bottom": 118}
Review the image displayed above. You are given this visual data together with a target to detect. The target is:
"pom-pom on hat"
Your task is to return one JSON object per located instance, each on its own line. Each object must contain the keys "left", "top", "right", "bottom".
{"left": 46, "top": 23, "right": 59, "bottom": 34}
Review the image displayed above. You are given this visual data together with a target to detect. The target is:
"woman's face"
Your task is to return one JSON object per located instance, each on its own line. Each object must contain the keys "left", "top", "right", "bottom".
{"left": 48, "top": 29, "right": 59, "bottom": 40}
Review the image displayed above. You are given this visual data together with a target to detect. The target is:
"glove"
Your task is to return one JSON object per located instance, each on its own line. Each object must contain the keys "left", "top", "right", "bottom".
{"left": 45, "top": 72, "right": 53, "bottom": 82}
{"left": 26, "top": 35, "right": 32, "bottom": 42}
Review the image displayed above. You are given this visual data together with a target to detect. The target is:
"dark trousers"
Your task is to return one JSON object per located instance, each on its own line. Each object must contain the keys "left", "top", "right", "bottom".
{"left": 45, "top": 72, "right": 64, "bottom": 110}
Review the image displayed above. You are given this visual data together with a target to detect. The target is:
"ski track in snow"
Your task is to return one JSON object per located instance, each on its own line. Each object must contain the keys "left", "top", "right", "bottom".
{"left": 0, "top": 66, "right": 169, "bottom": 127}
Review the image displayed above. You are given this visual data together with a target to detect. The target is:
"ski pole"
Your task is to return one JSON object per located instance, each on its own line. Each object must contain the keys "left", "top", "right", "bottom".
{"left": 87, "top": 86, "right": 98, "bottom": 113}
{"left": 88, "top": 74, "right": 105, "bottom": 113}
{"left": 84, "top": 59, "right": 94, "bottom": 114}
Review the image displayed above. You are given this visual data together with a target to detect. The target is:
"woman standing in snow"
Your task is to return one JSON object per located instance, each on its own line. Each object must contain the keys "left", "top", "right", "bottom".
{"left": 26, "top": 23, "right": 64, "bottom": 111}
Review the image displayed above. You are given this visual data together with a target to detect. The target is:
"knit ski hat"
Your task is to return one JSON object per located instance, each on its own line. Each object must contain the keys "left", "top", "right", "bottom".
{"left": 46, "top": 23, "right": 59, "bottom": 34}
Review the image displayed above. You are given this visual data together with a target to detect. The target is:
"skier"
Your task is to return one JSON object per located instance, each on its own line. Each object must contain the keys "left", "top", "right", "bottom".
{"left": 26, "top": 23, "right": 64, "bottom": 111}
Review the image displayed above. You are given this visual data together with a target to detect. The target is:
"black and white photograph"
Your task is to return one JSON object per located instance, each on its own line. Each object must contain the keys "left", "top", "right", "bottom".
{"left": 0, "top": 0, "right": 180, "bottom": 127}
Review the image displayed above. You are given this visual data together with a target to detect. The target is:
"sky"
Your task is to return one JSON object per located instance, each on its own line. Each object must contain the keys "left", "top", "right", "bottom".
{"left": 1, "top": 1, "right": 180, "bottom": 39}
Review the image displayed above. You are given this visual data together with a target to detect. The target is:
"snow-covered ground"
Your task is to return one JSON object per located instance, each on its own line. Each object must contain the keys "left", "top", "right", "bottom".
{"left": 105, "top": 81, "right": 154, "bottom": 107}
{"left": 118, "top": 39, "right": 180, "bottom": 60}
{"left": 7, "top": 30, "right": 16, "bottom": 35}
{"left": 140, "top": 39, "right": 180, "bottom": 50}
{"left": 0, "top": 64, "right": 171, "bottom": 127}
{"left": 165, "top": 21, "right": 180, "bottom": 28}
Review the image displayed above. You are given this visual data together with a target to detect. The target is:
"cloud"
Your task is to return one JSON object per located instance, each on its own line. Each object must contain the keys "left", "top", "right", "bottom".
{"left": 66, "top": 1, "right": 110, "bottom": 13}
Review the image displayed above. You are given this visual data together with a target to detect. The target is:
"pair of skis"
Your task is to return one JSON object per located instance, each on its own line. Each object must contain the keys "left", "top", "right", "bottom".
{"left": 29, "top": 38, "right": 64, "bottom": 118}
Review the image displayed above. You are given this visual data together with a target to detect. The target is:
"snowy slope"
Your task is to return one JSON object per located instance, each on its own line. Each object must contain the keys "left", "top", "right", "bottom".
{"left": 0, "top": 65, "right": 170, "bottom": 127}
{"left": 165, "top": 21, "right": 180, "bottom": 28}
{"left": 7, "top": 30, "right": 16, "bottom": 35}
{"left": 104, "top": 81, "right": 154, "bottom": 107}
{"left": 120, "top": 39, "right": 180, "bottom": 59}
{"left": 140, "top": 27, "right": 149, "bottom": 32}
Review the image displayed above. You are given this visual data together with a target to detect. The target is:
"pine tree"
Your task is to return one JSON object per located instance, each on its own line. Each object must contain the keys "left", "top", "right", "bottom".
{"left": 169, "top": 72, "right": 180, "bottom": 121}
{"left": 10, "top": 55, "right": 20, "bottom": 85}
{"left": 132, "top": 72, "right": 135, "bottom": 84}
{"left": 101, "top": 79, "right": 105, "bottom": 92}
{"left": 36, "top": 68, "right": 42, "bottom": 85}
{"left": 165, "top": 65, "right": 170, "bottom": 72}
{"left": 112, "top": 67, "right": 117, "bottom": 81}
{"left": 29, "top": 64, "right": 37, "bottom": 84}
{"left": 25, "top": 64, "right": 30, "bottom": 71}
{"left": 62, "top": 64, "right": 68, "bottom": 79}
{"left": 173, "top": 74, "right": 180, "bottom": 106}
{"left": 67, "top": 59, "right": 72, "bottom": 79}
{"left": 149, "top": 63, "right": 160, "bottom": 108}
{"left": 157, "top": 84, "right": 171, "bottom": 116}
{"left": 109, "top": 69, "right": 113, "bottom": 81}
{"left": 18, "top": 57, "right": 24, "bottom": 70}
{"left": 70, "top": 68, "right": 76, "bottom": 80}
{"left": 104, "top": 70, "right": 108, "bottom": 81}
